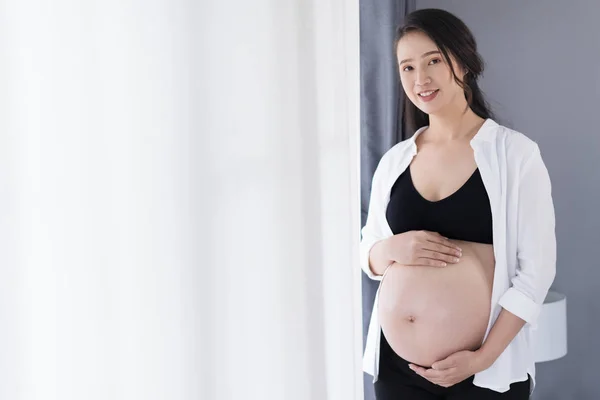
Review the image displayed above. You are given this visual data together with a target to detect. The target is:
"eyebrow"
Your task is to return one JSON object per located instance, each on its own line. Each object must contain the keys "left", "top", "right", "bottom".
{"left": 399, "top": 50, "right": 441, "bottom": 65}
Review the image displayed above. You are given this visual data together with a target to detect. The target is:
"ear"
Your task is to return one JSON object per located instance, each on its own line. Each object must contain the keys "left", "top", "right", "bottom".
{"left": 459, "top": 63, "right": 469, "bottom": 78}
{"left": 457, "top": 64, "right": 470, "bottom": 84}
{"left": 449, "top": 56, "right": 468, "bottom": 81}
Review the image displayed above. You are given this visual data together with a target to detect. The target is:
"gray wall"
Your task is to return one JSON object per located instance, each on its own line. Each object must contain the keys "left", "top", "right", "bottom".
{"left": 359, "top": 2, "right": 414, "bottom": 399}
{"left": 416, "top": 0, "right": 600, "bottom": 398}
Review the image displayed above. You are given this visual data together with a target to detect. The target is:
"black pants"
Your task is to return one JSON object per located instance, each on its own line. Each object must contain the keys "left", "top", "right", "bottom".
{"left": 375, "top": 331, "right": 531, "bottom": 400}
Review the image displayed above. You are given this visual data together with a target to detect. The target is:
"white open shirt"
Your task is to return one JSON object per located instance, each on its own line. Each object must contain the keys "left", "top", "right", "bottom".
{"left": 360, "top": 118, "right": 556, "bottom": 394}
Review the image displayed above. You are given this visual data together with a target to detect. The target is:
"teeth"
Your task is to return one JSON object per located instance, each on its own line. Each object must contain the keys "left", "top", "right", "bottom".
{"left": 419, "top": 90, "right": 437, "bottom": 97}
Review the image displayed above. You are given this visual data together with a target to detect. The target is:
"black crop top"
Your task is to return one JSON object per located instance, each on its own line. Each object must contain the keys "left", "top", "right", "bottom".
{"left": 385, "top": 166, "right": 493, "bottom": 244}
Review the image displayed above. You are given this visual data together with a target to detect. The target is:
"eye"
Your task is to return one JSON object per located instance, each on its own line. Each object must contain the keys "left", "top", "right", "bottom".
{"left": 402, "top": 58, "right": 441, "bottom": 72}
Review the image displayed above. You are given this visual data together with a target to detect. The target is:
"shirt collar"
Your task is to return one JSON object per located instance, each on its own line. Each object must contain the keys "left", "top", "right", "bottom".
{"left": 408, "top": 118, "right": 498, "bottom": 150}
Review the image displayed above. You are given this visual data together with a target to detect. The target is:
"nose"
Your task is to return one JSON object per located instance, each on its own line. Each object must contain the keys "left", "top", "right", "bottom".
{"left": 415, "top": 68, "right": 431, "bottom": 87}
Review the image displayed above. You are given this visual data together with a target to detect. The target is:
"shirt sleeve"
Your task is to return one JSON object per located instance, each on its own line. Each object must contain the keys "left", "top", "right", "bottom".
{"left": 359, "top": 155, "right": 393, "bottom": 280}
{"left": 498, "top": 144, "right": 557, "bottom": 330}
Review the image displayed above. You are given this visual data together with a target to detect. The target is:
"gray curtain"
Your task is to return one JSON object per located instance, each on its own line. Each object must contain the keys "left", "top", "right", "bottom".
{"left": 360, "top": 1, "right": 415, "bottom": 398}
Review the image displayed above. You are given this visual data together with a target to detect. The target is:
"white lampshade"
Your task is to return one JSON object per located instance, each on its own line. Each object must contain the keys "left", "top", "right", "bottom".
{"left": 532, "top": 290, "right": 568, "bottom": 363}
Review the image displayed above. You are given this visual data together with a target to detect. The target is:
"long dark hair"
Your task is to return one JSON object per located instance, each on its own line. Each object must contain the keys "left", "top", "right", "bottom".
{"left": 395, "top": 8, "right": 495, "bottom": 133}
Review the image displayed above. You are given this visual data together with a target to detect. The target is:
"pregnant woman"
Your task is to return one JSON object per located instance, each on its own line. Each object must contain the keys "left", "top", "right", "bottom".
{"left": 360, "top": 9, "right": 556, "bottom": 400}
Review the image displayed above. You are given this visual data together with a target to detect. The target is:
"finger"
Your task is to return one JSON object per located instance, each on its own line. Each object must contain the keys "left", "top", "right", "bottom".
{"left": 423, "top": 242, "right": 462, "bottom": 258}
{"left": 425, "top": 232, "right": 462, "bottom": 252}
{"left": 408, "top": 364, "right": 427, "bottom": 375}
{"left": 409, "top": 365, "right": 445, "bottom": 380}
{"left": 421, "top": 369, "right": 441, "bottom": 379}
{"left": 419, "top": 249, "right": 460, "bottom": 264}
{"left": 415, "top": 257, "right": 447, "bottom": 268}
{"left": 421, "top": 368, "right": 447, "bottom": 380}
{"left": 432, "top": 359, "right": 457, "bottom": 370}
{"left": 426, "top": 238, "right": 462, "bottom": 255}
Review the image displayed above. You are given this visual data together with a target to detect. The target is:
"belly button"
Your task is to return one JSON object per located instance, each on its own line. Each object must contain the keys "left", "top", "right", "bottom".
{"left": 406, "top": 315, "right": 416, "bottom": 323}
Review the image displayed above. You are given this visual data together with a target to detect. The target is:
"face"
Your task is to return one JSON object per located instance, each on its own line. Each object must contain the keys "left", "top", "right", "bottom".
{"left": 396, "top": 31, "right": 467, "bottom": 115}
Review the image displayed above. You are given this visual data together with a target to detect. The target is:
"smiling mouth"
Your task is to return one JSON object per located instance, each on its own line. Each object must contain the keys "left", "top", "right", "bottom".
{"left": 418, "top": 89, "right": 439, "bottom": 97}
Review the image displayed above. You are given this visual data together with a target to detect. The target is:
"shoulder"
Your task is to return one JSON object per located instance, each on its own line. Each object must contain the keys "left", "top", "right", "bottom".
{"left": 374, "top": 138, "right": 414, "bottom": 176}
{"left": 489, "top": 122, "right": 552, "bottom": 188}
{"left": 491, "top": 121, "right": 541, "bottom": 165}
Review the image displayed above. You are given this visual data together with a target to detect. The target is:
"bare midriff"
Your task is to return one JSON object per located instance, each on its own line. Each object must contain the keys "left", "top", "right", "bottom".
{"left": 378, "top": 240, "right": 495, "bottom": 367}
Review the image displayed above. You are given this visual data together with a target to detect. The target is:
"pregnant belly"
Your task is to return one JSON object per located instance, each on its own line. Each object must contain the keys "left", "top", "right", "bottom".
{"left": 378, "top": 240, "right": 495, "bottom": 367}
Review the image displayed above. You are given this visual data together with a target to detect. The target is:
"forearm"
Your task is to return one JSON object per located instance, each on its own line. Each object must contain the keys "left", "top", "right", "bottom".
{"left": 476, "top": 308, "right": 526, "bottom": 369}
{"left": 368, "top": 239, "right": 394, "bottom": 277}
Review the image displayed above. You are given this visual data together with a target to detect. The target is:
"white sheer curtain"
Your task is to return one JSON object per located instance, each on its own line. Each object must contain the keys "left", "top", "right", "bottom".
{"left": 0, "top": 0, "right": 362, "bottom": 399}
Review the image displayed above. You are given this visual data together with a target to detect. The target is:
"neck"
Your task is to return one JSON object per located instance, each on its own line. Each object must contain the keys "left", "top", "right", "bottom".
{"left": 426, "top": 100, "right": 486, "bottom": 142}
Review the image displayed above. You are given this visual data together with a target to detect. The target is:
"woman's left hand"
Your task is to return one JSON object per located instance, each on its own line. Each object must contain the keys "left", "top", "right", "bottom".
{"left": 408, "top": 350, "right": 489, "bottom": 388}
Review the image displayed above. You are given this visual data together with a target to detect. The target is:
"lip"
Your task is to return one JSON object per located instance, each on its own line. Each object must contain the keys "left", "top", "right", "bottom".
{"left": 417, "top": 89, "right": 439, "bottom": 95}
{"left": 417, "top": 89, "right": 439, "bottom": 102}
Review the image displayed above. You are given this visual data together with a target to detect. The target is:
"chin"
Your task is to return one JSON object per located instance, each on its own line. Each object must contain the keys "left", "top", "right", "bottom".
{"left": 416, "top": 105, "right": 440, "bottom": 115}
{"left": 416, "top": 101, "right": 450, "bottom": 116}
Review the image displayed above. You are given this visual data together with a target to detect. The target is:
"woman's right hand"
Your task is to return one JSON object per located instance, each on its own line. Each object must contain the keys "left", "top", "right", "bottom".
{"left": 384, "top": 230, "right": 463, "bottom": 267}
